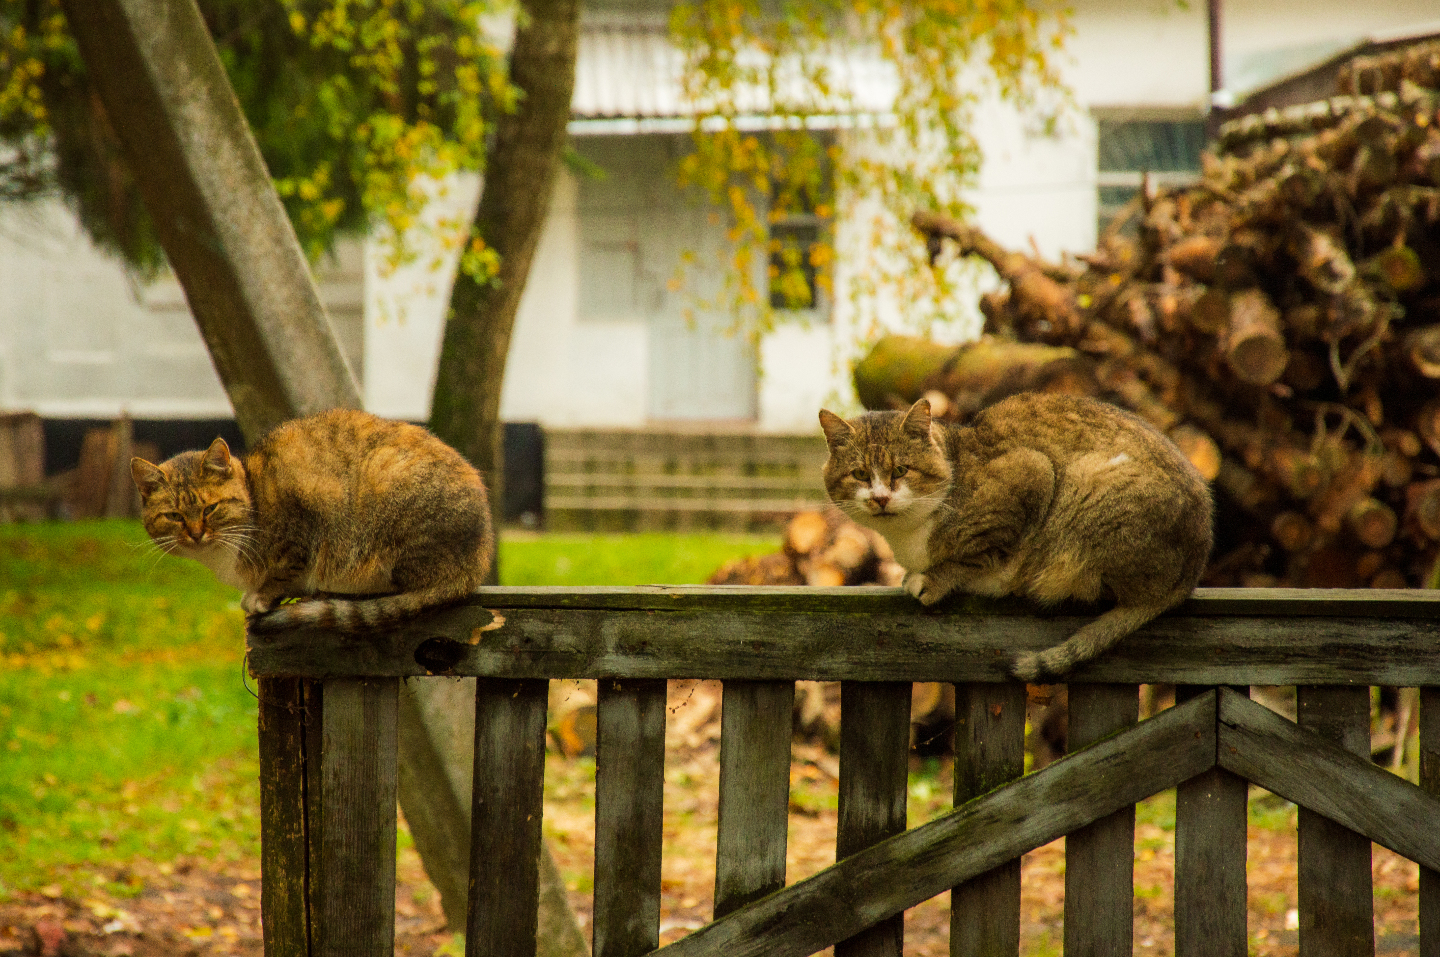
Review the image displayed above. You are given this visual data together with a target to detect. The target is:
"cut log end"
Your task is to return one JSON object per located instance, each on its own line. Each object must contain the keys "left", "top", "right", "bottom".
{"left": 1167, "top": 424, "right": 1222, "bottom": 482}
{"left": 1346, "top": 496, "right": 1398, "bottom": 549}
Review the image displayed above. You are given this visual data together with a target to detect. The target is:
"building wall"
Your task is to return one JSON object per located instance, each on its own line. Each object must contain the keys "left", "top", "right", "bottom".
{"left": 0, "top": 200, "right": 362, "bottom": 420}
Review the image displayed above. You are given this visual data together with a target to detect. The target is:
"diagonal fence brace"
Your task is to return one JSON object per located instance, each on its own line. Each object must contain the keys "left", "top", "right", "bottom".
{"left": 654, "top": 690, "right": 1221, "bottom": 957}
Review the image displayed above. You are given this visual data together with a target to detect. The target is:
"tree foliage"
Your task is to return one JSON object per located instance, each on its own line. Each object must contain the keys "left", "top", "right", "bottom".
{"left": 0, "top": 0, "right": 510, "bottom": 277}
{"left": 669, "top": 0, "right": 1072, "bottom": 343}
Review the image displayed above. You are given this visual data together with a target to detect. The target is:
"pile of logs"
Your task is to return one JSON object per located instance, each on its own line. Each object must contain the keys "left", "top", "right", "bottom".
{"left": 897, "top": 42, "right": 1440, "bottom": 589}
{"left": 706, "top": 508, "right": 905, "bottom": 588}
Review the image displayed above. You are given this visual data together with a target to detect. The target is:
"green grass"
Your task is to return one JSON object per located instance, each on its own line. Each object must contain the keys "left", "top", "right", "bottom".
{"left": 0, "top": 519, "right": 780, "bottom": 899}
{"left": 499, "top": 531, "right": 776, "bottom": 587}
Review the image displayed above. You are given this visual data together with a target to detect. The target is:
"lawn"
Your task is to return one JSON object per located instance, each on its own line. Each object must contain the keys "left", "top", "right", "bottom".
{"left": 0, "top": 520, "right": 777, "bottom": 901}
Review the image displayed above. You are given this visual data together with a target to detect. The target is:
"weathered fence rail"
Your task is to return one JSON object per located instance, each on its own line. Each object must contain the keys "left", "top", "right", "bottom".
{"left": 246, "top": 587, "right": 1440, "bottom": 957}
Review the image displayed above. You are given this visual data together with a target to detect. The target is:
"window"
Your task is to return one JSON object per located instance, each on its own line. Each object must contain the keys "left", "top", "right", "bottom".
{"left": 1095, "top": 116, "right": 1206, "bottom": 235}
{"left": 769, "top": 218, "right": 822, "bottom": 311}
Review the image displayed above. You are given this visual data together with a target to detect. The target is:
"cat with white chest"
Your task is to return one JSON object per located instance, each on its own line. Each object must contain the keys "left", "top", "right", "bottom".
{"left": 820, "top": 392, "right": 1213, "bottom": 681}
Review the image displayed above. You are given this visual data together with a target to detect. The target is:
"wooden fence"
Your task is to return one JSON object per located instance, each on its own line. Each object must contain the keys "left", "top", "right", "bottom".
{"left": 245, "top": 587, "right": 1440, "bottom": 957}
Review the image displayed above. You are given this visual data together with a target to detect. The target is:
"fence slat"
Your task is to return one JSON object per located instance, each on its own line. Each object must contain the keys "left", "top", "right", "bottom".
{"left": 1422, "top": 687, "right": 1440, "bottom": 957}
{"left": 258, "top": 676, "right": 310, "bottom": 957}
{"left": 312, "top": 678, "right": 399, "bottom": 957}
{"left": 1296, "top": 686, "right": 1375, "bottom": 957}
{"left": 950, "top": 682, "right": 1026, "bottom": 957}
{"left": 1064, "top": 684, "right": 1140, "bottom": 957}
{"left": 835, "top": 681, "right": 912, "bottom": 957}
{"left": 467, "top": 678, "right": 550, "bottom": 957}
{"left": 714, "top": 680, "right": 794, "bottom": 919}
{"left": 1175, "top": 685, "right": 1248, "bottom": 957}
{"left": 594, "top": 678, "right": 668, "bottom": 957}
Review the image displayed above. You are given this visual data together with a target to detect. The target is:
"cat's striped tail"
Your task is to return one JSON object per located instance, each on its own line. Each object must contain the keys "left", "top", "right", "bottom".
{"left": 1009, "top": 601, "right": 1169, "bottom": 683}
{"left": 245, "top": 589, "right": 468, "bottom": 634}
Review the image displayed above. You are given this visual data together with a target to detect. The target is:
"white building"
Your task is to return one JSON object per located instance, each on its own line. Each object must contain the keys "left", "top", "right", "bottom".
{"left": 1, "top": 0, "right": 1437, "bottom": 441}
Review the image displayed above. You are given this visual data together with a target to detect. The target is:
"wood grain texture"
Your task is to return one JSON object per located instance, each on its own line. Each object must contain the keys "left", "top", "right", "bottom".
{"left": 312, "top": 678, "right": 399, "bottom": 957}
{"left": 1422, "top": 687, "right": 1440, "bottom": 957}
{"left": 950, "top": 682, "right": 1026, "bottom": 957}
{"left": 467, "top": 678, "right": 550, "bottom": 957}
{"left": 835, "top": 682, "right": 913, "bottom": 957}
{"left": 714, "top": 681, "right": 794, "bottom": 920}
{"left": 1296, "top": 686, "right": 1374, "bottom": 957}
{"left": 1175, "top": 686, "right": 1248, "bottom": 957}
{"left": 651, "top": 692, "right": 1219, "bottom": 957}
{"left": 247, "top": 587, "right": 1440, "bottom": 687}
{"left": 1064, "top": 684, "right": 1140, "bottom": 957}
{"left": 593, "top": 678, "right": 667, "bottom": 957}
{"left": 1217, "top": 688, "right": 1440, "bottom": 871}
{"left": 258, "top": 677, "right": 310, "bottom": 957}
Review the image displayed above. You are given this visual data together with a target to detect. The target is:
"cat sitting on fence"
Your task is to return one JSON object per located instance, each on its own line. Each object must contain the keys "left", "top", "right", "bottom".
{"left": 131, "top": 409, "right": 492, "bottom": 632}
{"left": 819, "top": 392, "right": 1212, "bottom": 681}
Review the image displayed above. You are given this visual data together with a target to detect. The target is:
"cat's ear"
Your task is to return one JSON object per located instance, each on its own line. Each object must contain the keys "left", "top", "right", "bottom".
{"left": 818, "top": 409, "right": 853, "bottom": 446}
{"left": 202, "top": 437, "right": 234, "bottom": 477}
{"left": 900, "top": 398, "right": 933, "bottom": 438}
{"left": 130, "top": 458, "right": 165, "bottom": 498}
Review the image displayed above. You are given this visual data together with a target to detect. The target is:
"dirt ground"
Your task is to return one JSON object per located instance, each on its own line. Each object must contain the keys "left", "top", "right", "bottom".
{"left": 0, "top": 680, "right": 1424, "bottom": 956}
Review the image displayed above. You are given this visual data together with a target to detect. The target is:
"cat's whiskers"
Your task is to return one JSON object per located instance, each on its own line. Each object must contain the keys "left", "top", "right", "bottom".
{"left": 215, "top": 528, "right": 261, "bottom": 568}
{"left": 138, "top": 533, "right": 183, "bottom": 574}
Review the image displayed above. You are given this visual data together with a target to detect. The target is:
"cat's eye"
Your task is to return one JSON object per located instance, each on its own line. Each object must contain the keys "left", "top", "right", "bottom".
{"left": 203, "top": 504, "right": 219, "bottom": 517}
{"left": 893, "top": 466, "right": 909, "bottom": 478}
{"left": 850, "top": 469, "right": 870, "bottom": 482}
{"left": 163, "top": 511, "right": 183, "bottom": 522}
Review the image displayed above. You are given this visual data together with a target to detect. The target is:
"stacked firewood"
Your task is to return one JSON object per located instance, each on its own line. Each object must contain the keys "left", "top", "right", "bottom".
{"left": 706, "top": 508, "right": 906, "bottom": 588}
{"left": 899, "top": 43, "right": 1440, "bottom": 588}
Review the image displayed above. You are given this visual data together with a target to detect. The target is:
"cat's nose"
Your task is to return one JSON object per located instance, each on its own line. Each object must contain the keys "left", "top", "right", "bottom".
{"left": 871, "top": 493, "right": 891, "bottom": 510}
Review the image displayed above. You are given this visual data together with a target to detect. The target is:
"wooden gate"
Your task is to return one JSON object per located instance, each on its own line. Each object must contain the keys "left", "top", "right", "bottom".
{"left": 245, "top": 587, "right": 1440, "bottom": 957}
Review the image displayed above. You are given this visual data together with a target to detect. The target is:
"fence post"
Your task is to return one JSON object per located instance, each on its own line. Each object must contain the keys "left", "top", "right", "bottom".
{"left": 1297, "top": 686, "right": 1374, "bottom": 957}
{"left": 1175, "top": 685, "right": 1247, "bottom": 957}
{"left": 311, "top": 678, "right": 400, "bottom": 957}
{"left": 468, "top": 678, "right": 550, "bottom": 957}
{"left": 1064, "top": 684, "right": 1140, "bottom": 957}
{"left": 835, "top": 681, "right": 912, "bottom": 957}
{"left": 1420, "top": 687, "right": 1439, "bottom": 957}
{"left": 714, "top": 681, "right": 795, "bottom": 918}
{"left": 593, "top": 678, "right": 668, "bottom": 957}
{"left": 951, "top": 681, "right": 1026, "bottom": 957}
{"left": 259, "top": 676, "right": 312, "bottom": 957}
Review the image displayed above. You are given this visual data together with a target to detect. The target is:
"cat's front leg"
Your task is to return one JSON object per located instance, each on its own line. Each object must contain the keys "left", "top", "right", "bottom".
{"left": 243, "top": 544, "right": 309, "bottom": 618}
{"left": 241, "top": 590, "right": 278, "bottom": 615}
{"left": 902, "top": 562, "right": 970, "bottom": 605}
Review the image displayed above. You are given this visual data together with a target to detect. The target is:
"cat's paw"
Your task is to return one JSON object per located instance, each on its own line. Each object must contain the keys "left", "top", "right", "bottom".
{"left": 903, "top": 571, "right": 949, "bottom": 605}
{"left": 241, "top": 592, "right": 276, "bottom": 615}
{"left": 902, "top": 571, "right": 927, "bottom": 600}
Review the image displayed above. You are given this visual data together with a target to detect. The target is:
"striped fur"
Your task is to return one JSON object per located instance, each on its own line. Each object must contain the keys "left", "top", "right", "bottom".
{"left": 132, "top": 409, "right": 492, "bottom": 634}
{"left": 821, "top": 393, "right": 1213, "bottom": 681}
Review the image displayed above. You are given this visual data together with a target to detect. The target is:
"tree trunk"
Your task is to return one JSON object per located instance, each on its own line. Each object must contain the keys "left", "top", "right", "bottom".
{"left": 429, "top": 0, "right": 582, "bottom": 566}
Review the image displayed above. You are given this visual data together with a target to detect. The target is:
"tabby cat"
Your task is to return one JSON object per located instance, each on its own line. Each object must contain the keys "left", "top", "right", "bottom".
{"left": 131, "top": 409, "right": 492, "bottom": 632}
{"left": 819, "top": 392, "right": 1212, "bottom": 681}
